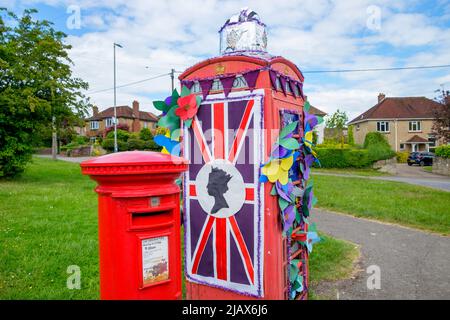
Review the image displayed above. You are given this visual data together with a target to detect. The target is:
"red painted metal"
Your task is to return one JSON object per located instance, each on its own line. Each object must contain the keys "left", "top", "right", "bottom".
{"left": 81, "top": 151, "right": 188, "bottom": 300}
{"left": 180, "top": 56, "right": 305, "bottom": 300}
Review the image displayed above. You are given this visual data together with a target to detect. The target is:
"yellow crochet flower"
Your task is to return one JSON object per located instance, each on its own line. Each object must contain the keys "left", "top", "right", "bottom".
{"left": 161, "top": 130, "right": 171, "bottom": 155}
{"left": 261, "top": 156, "right": 293, "bottom": 185}
{"left": 304, "top": 131, "right": 317, "bottom": 157}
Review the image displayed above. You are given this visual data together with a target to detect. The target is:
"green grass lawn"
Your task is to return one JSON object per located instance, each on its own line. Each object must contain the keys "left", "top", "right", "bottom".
{"left": 314, "top": 175, "right": 450, "bottom": 235}
{"left": 308, "top": 234, "right": 359, "bottom": 300}
{"left": 423, "top": 166, "right": 433, "bottom": 173}
{"left": 0, "top": 157, "right": 357, "bottom": 299}
{"left": 311, "top": 167, "right": 389, "bottom": 177}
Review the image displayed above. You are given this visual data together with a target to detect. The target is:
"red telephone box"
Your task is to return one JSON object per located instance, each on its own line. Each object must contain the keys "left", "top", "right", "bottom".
{"left": 81, "top": 151, "right": 188, "bottom": 300}
{"left": 179, "top": 9, "right": 309, "bottom": 300}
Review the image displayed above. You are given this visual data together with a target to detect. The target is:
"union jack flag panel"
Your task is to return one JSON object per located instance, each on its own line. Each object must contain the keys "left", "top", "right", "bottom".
{"left": 183, "top": 91, "right": 264, "bottom": 297}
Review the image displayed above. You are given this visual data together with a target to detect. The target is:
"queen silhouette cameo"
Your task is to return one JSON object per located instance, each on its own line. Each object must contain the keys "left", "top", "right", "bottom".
{"left": 207, "top": 167, "right": 233, "bottom": 214}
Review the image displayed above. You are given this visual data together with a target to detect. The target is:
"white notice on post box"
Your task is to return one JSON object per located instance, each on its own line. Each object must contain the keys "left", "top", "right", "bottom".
{"left": 142, "top": 236, "right": 169, "bottom": 286}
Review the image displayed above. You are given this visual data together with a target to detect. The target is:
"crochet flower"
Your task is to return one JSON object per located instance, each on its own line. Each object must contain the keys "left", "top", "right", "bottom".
{"left": 175, "top": 94, "right": 199, "bottom": 120}
{"left": 261, "top": 155, "right": 293, "bottom": 185}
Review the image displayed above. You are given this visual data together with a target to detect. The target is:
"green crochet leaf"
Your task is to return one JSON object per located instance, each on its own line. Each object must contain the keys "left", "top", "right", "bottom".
{"left": 279, "top": 138, "right": 300, "bottom": 150}
{"left": 153, "top": 100, "right": 170, "bottom": 112}
{"left": 279, "top": 121, "right": 298, "bottom": 139}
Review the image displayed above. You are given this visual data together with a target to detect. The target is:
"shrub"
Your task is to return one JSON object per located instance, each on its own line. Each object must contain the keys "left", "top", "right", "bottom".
{"left": 140, "top": 128, "right": 154, "bottom": 141}
{"left": 102, "top": 138, "right": 127, "bottom": 151}
{"left": 435, "top": 145, "right": 450, "bottom": 158}
{"left": 396, "top": 151, "right": 409, "bottom": 163}
{"left": 127, "top": 138, "right": 145, "bottom": 151}
{"left": 315, "top": 148, "right": 371, "bottom": 168}
{"left": 106, "top": 129, "right": 130, "bottom": 142}
{"left": 364, "top": 132, "right": 395, "bottom": 161}
{"left": 73, "top": 135, "right": 89, "bottom": 145}
{"left": 348, "top": 125, "right": 354, "bottom": 145}
{"left": 143, "top": 140, "right": 162, "bottom": 151}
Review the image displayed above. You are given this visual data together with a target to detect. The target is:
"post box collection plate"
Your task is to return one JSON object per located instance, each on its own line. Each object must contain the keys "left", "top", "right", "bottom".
{"left": 142, "top": 236, "right": 169, "bottom": 286}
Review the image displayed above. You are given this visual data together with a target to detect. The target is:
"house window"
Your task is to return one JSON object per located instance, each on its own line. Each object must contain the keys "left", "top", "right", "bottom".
{"left": 356, "top": 124, "right": 360, "bottom": 131}
{"left": 143, "top": 122, "right": 148, "bottom": 129}
{"left": 105, "top": 117, "right": 114, "bottom": 128}
{"left": 90, "top": 121, "right": 99, "bottom": 130}
{"left": 409, "top": 121, "right": 421, "bottom": 132}
{"left": 428, "top": 134, "right": 436, "bottom": 147}
{"left": 400, "top": 143, "right": 405, "bottom": 150}
{"left": 232, "top": 76, "right": 247, "bottom": 89}
{"left": 377, "top": 121, "right": 389, "bottom": 132}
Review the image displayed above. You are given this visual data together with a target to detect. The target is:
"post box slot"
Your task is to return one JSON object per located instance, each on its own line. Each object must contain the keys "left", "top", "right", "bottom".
{"left": 130, "top": 210, "right": 173, "bottom": 230}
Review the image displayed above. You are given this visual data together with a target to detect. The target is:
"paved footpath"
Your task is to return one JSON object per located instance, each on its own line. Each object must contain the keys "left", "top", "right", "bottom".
{"left": 313, "top": 164, "right": 450, "bottom": 192}
{"left": 35, "top": 154, "right": 93, "bottom": 163}
{"left": 310, "top": 208, "right": 450, "bottom": 299}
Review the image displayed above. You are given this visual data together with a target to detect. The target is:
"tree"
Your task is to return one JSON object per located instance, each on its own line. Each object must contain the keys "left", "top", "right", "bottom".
{"left": 0, "top": 8, "right": 90, "bottom": 177}
{"left": 348, "top": 125, "right": 355, "bottom": 145}
{"left": 432, "top": 90, "right": 450, "bottom": 144}
{"left": 326, "top": 109, "right": 348, "bottom": 129}
{"left": 325, "top": 109, "right": 348, "bottom": 146}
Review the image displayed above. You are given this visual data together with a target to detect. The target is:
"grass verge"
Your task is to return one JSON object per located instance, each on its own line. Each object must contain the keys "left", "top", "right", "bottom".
{"left": 309, "top": 233, "right": 360, "bottom": 300}
{"left": 1, "top": 157, "right": 357, "bottom": 299}
{"left": 314, "top": 175, "right": 450, "bottom": 235}
{"left": 312, "top": 167, "right": 389, "bottom": 177}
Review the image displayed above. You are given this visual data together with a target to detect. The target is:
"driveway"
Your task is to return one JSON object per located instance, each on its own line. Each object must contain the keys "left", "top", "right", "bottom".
{"left": 314, "top": 164, "right": 450, "bottom": 192}
{"left": 311, "top": 208, "right": 450, "bottom": 300}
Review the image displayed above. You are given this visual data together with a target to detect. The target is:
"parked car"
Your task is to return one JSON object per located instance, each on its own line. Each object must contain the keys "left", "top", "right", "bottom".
{"left": 407, "top": 152, "right": 434, "bottom": 166}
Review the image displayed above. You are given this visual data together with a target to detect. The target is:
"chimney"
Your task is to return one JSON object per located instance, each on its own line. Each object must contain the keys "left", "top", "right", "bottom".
{"left": 132, "top": 100, "right": 139, "bottom": 117}
{"left": 378, "top": 93, "right": 386, "bottom": 103}
{"left": 92, "top": 105, "right": 99, "bottom": 116}
{"left": 132, "top": 100, "right": 140, "bottom": 132}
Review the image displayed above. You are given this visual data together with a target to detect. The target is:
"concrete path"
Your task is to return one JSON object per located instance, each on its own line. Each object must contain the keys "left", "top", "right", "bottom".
{"left": 35, "top": 154, "right": 93, "bottom": 163}
{"left": 314, "top": 164, "right": 450, "bottom": 192}
{"left": 310, "top": 208, "right": 450, "bottom": 300}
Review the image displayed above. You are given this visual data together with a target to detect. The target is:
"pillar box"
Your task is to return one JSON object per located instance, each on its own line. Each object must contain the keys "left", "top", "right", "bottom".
{"left": 80, "top": 151, "right": 188, "bottom": 300}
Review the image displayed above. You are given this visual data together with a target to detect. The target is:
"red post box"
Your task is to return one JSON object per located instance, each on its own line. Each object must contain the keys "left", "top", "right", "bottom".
{"left": 80, "top": 151, "right": 188, "bottom": 300}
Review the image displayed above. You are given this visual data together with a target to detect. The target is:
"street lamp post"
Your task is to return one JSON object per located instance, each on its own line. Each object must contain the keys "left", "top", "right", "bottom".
{"left": 113, "top": 42, "right": 123, "bottom": 153}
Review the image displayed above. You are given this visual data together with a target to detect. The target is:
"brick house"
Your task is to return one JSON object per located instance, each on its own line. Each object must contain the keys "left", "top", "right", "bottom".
{"left": 348, "top": 94, "right": 445, "bottom": 152}
{"left": 85, "top": 100, "right": 158, "bottom": 139}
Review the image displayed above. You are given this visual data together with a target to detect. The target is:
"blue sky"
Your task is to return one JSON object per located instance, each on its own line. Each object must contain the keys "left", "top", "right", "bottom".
{"left": 4, "top": 0, "right": 450, "bottom": 119}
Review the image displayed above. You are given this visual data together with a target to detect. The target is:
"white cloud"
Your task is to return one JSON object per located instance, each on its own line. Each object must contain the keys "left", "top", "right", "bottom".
{"left": 8, "top": 0, "right": 450, "bottom": 119}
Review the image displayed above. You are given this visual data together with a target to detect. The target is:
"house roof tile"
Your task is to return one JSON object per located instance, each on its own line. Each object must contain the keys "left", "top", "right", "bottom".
{"left": 87, "top": 106, "right": 159, "bottom": 122}
{"left": 348, "top": 96, "right": 444, "bottom": 124}
{"left": 405, "top": 135, "right": 429, "bottom": 143}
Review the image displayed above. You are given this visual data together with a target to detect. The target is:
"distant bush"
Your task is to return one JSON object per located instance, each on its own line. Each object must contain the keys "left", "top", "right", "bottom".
{"left": 435, "top": 145, "right": 450, "bottom": 158}
{"left": 364, "top": 132, "right": 395, "bottom": 161}
{"left": 142, "top": 140, "right": 161, "bottom": 151}
{"left": 315, "top": 148, "right": 371, "bottom": 168}
{"left": 348, "top": 125, "right": 355, "bottom": 145}
{"left": 106, "top": 129, "right": 130, "bottom": 142}
{"left": 72, "top": 135, "right": 89, "bottom": 145}
{"left": 127, "top": 138, "right": 145, "bottom": 151}
{"left": 102, "top": 138, "right": 127, "bottom": 151}
{"left": 396, "top": 151, "right": 409, "bottom": 163}
{"left": 140, "top": 127, "right": 154, "bottom": 141}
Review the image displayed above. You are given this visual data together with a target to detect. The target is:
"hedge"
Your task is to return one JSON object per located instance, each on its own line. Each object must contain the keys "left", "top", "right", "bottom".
{"left": 435, "top": 145, "right": 450, "bottom": 158}
{"left": 315, "top": 148, "right": 371, "bottom": 168}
